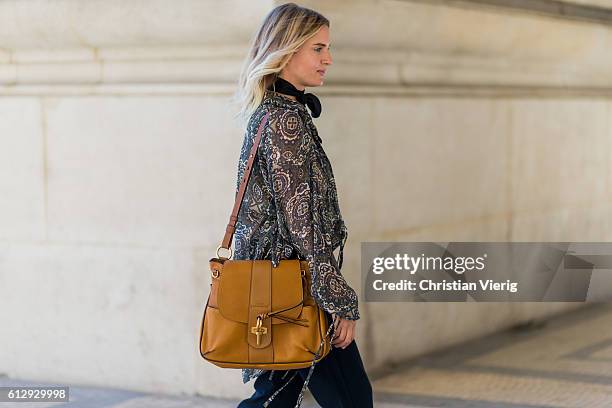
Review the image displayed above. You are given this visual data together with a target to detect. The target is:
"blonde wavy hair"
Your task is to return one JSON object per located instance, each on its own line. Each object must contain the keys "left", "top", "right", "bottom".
{"left": 232, "top": 3, "right": 329, "bottom": 126}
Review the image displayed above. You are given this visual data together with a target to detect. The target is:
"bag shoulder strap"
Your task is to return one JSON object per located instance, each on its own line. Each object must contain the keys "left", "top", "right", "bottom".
{"left": 219, "top": 111, "right": 271, "bottom": 254}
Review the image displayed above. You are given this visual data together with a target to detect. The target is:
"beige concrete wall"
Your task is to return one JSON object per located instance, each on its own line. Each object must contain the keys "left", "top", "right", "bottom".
{"left": 328, "top": 95, "right": 611, "bottom": 378}
{"left": 562, "top": 0, "right": 612, "bottom": 7}
{"left": 0, "top": 0, "right": 610, "bottom": 400}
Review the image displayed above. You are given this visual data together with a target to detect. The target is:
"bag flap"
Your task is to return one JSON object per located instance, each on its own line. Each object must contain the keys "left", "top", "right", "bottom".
{"left": 217, "top": 259, "right": 304, "bottom": 324}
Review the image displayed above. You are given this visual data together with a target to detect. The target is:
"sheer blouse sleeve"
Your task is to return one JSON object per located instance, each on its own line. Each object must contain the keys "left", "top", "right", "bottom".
{"left": 261, "top": 107, "right": 360, "bottom": 321}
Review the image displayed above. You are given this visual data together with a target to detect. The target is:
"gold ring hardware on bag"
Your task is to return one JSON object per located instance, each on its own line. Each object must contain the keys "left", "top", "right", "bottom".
{"left": 211, "top": 269, "right": 220, "bottom": 279}
{"left": 216, "top": 245, "right": 233, "bottom": 259}
{"left": 250, "top": 315, "right": 268, "bottom": 346}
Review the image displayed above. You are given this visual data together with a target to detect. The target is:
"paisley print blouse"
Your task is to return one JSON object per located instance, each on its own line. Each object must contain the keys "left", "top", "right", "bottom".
{"left": 233, "top": 90, "right": 360, "bottom": 384}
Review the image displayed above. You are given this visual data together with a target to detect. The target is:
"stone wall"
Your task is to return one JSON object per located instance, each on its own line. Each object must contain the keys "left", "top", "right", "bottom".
{"left": 0, "top": 0, "right": 610, "bottom": 399}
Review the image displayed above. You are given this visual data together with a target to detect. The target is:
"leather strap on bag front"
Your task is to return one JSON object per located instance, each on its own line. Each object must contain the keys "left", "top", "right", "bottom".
{"left": 220, "top": 112, "right": 271, "bottom": 250}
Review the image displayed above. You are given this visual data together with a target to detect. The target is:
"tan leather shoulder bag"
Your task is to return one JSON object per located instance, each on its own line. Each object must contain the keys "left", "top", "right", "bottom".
{"left": 199, "top": 112, "right": 334, "bottom": 370}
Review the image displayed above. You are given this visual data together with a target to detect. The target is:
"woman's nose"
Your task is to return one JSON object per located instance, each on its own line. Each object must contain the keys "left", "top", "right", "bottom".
{"left": 324, "top": 51, "right": 333, "bottom": 65}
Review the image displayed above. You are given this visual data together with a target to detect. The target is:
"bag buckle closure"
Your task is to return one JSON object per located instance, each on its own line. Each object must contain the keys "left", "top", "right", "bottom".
{"left": 250, "top": 315, "right": 268, "bottom": 346}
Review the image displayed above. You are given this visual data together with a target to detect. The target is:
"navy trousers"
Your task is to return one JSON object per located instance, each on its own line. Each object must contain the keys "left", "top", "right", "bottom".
{"left": 237, "top": 313, "right": 373, "bottom": 408}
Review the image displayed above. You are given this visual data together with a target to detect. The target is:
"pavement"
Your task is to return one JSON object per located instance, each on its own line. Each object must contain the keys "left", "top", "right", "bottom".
{"left": 2, "top": 303, "right": 612, "bottom": 407}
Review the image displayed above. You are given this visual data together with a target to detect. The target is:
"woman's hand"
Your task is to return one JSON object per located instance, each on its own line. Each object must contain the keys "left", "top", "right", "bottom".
{"left": 331, "top": 314, "right": 356, "bottom": 349}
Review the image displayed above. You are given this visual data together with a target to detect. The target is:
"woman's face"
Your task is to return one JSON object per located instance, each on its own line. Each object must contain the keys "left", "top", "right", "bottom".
{"left": 280, "top": 25, "right": 333, "bottom": 90}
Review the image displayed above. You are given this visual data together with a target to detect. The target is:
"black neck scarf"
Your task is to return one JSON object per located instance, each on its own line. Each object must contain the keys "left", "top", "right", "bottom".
{"left": 267, "top": 76, "right": 322, "bottom": 118}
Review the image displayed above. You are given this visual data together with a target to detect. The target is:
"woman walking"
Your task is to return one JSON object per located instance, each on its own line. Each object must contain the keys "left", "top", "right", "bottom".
{"left": 231, "top": 3, "right": 373, "bottom": 407}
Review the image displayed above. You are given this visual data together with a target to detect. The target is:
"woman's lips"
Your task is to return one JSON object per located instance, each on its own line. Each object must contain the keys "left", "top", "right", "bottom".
{"left": 317, "top": 70, "right": 326, "bottom": 76}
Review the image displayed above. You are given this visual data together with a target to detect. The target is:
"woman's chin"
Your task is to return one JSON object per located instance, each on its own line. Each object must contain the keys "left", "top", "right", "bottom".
{"left": 307, "top": 79, "right": 324, "bottom": 87}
